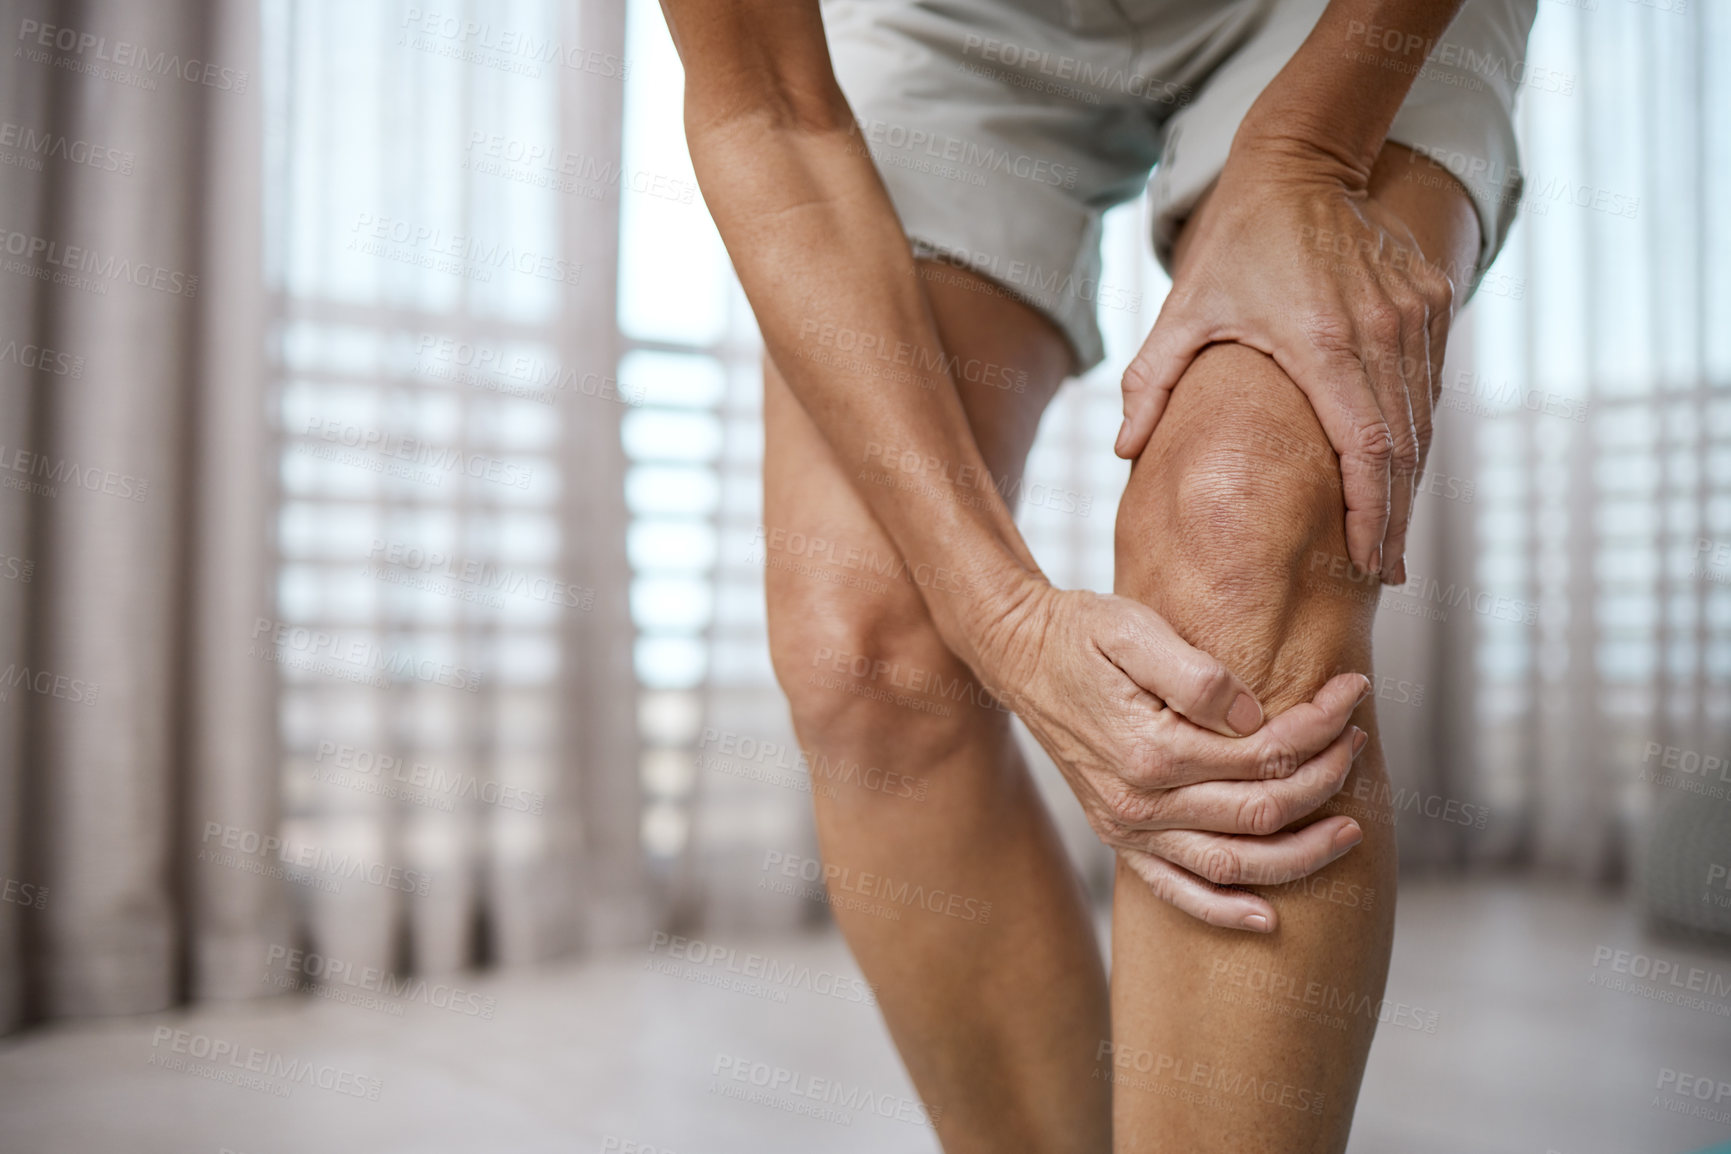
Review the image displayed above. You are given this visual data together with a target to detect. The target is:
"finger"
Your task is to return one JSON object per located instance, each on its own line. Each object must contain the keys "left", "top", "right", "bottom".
{"left": 1268, "top": 329, "right": 1393, "bottom": 576}
{"left": 1126, "top": 671, "right": 1371, "bottom": 788}
{"left": 1143, "top": 725, "right": 1366, "bottom": 835}
{"left": 1117, "top": 304, "right": 1208, "bottom": 459}
{"left": 1132, "top": 816, "right": 1364, "bottom": 887}
{"left": 1116, "top": 848, "right": 1279, "bottom": 932}
{"left": 1425, "top": 282, "right": 1452, "bottom": 406}
{"left": 1381, "top": 461, "right": 1416, "bottom": 589}
{"left": 1398, "top": 280, "right": 1453, "bottom": 588}
{"left": 1355, "top": 288, "right": 1417, "bottom": 573}
{"left": 1379, "top": 286, "right": 1430, "bottom": 587}
{"left": 1101, "top": 600, "right": 1263, "bottom": 737}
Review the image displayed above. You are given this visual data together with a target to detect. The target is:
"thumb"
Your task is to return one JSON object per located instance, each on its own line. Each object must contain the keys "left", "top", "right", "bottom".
{"left": 1103, "top": 600, "right": 1263, "bottom": 737}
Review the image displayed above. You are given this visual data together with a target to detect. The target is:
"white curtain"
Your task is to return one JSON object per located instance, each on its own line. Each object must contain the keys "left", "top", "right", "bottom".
{"left": 1407, "top": 0, "right": 1731, "bottom": 935}
{"left": 0, "top": 0, "right": 278, "bottom": 1029}
{"left": 260, "top": 0, "right": 646, "bottom": 981}
{"left": 0, "top": 0, "right": 648, "bottom": 1036}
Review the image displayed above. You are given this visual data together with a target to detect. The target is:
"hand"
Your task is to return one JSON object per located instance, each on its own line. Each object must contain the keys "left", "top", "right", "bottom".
{"left": 1116, "top": 133, "right": 1458, "bottom": 585}
{"left": 971, "top": 579, "right": 1371, "bottom": 932}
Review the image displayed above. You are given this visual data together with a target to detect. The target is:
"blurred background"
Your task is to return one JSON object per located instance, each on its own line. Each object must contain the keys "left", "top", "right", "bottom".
{"left": 0, "top": 0, "right": 1728, "bottom": 1151}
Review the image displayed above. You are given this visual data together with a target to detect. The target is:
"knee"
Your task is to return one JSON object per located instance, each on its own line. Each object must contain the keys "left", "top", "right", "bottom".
{"left": 1118, "top": 345, "right": 1343, "bottom": 597}
{"left": 1115, "top": 344, "right": 1363, "bottom": 705}
{"left": 767, "top": 584, "right": 987, "bottom": 758}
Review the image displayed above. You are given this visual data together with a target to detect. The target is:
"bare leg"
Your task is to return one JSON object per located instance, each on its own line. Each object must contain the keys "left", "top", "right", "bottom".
{"left": 763, "top": 264, "right": 1110, "bottom": 1153}
{"left": 1107, "top": 146, "right": 1480, "bottom": 1153}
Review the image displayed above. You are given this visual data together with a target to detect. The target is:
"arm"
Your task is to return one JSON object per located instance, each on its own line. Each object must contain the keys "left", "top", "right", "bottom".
{"left": 662, "top": 0, "right": 1371, "bottom": 928}
{"left": 664, "top": 0, "right": 1032, "bottom": 664}
{"left": 1240, "top": 0, "right": 1469, "bottom": 175}
{"left": 1118, "top": 0, "right": 1477, "bottom": 584}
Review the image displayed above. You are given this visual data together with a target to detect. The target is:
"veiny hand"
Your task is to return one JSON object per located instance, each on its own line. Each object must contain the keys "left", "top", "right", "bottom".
{"left": 1116, "top": 133, "right": 1458, "bottom": 585}
{"left": 972, "top": 579, "right": 1371, "bottom": 932}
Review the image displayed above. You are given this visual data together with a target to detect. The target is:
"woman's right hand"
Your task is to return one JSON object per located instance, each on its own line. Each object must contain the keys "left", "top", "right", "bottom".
{"left": 966, "top": 578, "right": 1372, "bottom": 932}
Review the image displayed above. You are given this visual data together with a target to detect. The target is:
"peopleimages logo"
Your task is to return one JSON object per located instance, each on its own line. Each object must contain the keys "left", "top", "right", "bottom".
{"left": 0, "top": 121, "right": 133, "bottom": 176}
{"left": 0, "top": 663, "right": 98, "bottom": 707}
{"left": 710, "top": 1053, "right": 942, "bottom": 1128}
{"left": 313, "top": 740, "right": 545, "bottom": 814}
{"left": 249, "top": 616, "right": 484, "bottom": 693}
{"left": 1094, "top": 1040, "right": 1326, "bottom": 1115}
{"left": 761, "top": 850, "right": 992, "bottom": 924}
{"left": 960, "top": 33, "right": 1191, "bottom": 105}
{"left": 199, "top": 821, "right": 433, "bottom": 897}
{"left": 699, "top": 726, "right": 929, "bottom": 802}
{"left": 0, "top": 336, "right": 84, "bottom": 377}
{"left": 399, "top": 8, "right": 630, "bottom": 80}
{"left": 1, "top": 876, "right": 47, "bottom": 910}
{"left": 1588, "top": 945, "right": 1731, "bottom": 1018}
{"left": 0, "top": 225, "right": 197, "bottom": 297}
{"left": 853, "top": 116, "right": 1079, "bottom": 189}
{"left": 148, "top": 1028, "right": 380, "bottom": 1100}
{"left": 0, "top": 442, "right": 149, "bottom": 503}
{"left": 646, "top": 932, "right": 878, "bottom": 1007}
{"left": 1654, "top": 1068, "right": 1731, "bottom": 1128}
{"left": 15, "top": 19, "right": 250, "bottom": 92}
{"left": 347, "top": 213, "right": 581, "bottom": 286}
{"left": 415, "top": 335, "right": 643, "bottom": 405}
{"left": 264, "top": 945, "right": 496, "bottom": 1019}
{"left": 366, "top": 538, "right": 591, "bottom": 610}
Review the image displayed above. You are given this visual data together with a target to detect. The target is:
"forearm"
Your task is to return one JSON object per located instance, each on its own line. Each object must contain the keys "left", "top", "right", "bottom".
{"left": 674, "top": 19, "right": 1039, "bottom": 665}
{"left": 1241, "top": 0, "right": 1467, "bottom": 177}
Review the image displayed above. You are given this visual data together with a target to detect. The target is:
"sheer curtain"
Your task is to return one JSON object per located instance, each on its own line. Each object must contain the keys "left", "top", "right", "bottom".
{"left": 0, "top": 0, "right": 649, "bottom": 1041}
{"left": 0, "top": 0, "right": 277, "bottom": 1030}
{"left": 1419, "top": 0, "right": 1731, "bottom": 935}
{"left": 260, "top": 0, "right": 646, "bottom": 984}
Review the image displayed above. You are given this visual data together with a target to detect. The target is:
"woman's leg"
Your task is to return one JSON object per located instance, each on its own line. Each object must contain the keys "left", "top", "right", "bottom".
{"left": 1107, "top": 145, "right": 1481, "bottom": 1153}
{"left": 763, "top": 264, "right": 1111, "bottom": 1153}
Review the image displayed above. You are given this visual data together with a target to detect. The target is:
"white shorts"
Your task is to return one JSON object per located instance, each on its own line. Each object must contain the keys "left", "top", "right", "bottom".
{"left": 824, "top": 0, "right": 1538, "bottom": 370}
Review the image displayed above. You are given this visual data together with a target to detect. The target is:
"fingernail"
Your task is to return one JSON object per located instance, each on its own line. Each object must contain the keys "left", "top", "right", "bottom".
{"left": 1242, "top": 913, "right": 1270, "bottom": 932}
{"left": 1356, "top": 674, "right": 1373, "bottom": 704}
{"left": 1369, "top": 545, "right": 1383, "bottom": 576}
{"left": 1333, "top": 823, "right": 1363, "bottom": 853}
{"left": 1227, "top": 692, "right": 1263, "bottom": 735}
{"left": 1351, "top": 727, "right": 1369, "bottom": 757}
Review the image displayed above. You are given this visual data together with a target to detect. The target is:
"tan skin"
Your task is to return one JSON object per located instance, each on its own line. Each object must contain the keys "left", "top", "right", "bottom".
{"left": 664, "top": 0, "right": 1480, "bottom": 1148}
{"left": 763, "top": 148, "right": 1474, "bottom": 1152}
{"left": 1108, "top": 149, "right": 1478, "bottom": 1153}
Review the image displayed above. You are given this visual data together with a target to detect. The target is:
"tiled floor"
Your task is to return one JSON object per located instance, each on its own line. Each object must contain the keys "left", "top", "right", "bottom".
{"left": 1, "top": 878, "right": 1728, "bottom": 1154}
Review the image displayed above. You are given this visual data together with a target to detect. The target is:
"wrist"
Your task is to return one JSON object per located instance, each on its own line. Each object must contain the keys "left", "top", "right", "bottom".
{"left": 1236, "top": 0, "right": 1467, "bottom": 179}
{"left": 1233, "top": 98, "right": 1379, "bottom": 190}
{"left": 929, "top": 547, "right": 1051, "bottom": 681}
